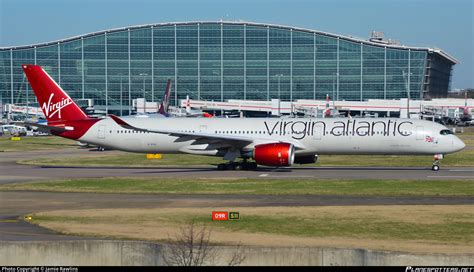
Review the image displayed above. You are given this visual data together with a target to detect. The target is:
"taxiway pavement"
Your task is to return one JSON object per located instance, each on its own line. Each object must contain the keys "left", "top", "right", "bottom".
{"left": 1, "top": 149, "right": 473, "bottom": 184}
{"left": 1, "top": 147, "right": 473, "bottom": 241}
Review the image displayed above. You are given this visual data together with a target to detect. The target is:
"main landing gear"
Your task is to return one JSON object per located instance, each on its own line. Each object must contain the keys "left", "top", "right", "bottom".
{"left": 432, "top": 154, "right": 444, "bottom": 171}
{"left": 217, "top": 161, "right": 258, "bottom": 171}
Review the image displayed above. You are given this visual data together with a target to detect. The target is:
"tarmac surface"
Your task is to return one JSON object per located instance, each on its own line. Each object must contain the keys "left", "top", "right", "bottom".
{"left": 0, "top": 147, "right": 473, "bottom": 241}
{"left": 1, "top": 148, "right": 474, "bottom": 184}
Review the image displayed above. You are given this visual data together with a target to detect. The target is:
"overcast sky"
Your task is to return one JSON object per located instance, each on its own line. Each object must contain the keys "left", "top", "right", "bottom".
{"left": 0, "top": 0, "right": 472, "bottom": 89}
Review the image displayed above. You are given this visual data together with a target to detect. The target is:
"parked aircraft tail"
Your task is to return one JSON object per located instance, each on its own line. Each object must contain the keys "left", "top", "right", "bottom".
{"left": 324, "top": 94, "right": 331, "bottom": 118}
{"left": 158, "top": 79, "right": 172, "bottom": 115}
{"left": 185, "top": 95, "right": 191, "bottom": 114}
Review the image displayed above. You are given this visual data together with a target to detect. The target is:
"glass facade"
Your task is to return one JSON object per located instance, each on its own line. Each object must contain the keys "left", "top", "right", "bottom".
{"left": 0, "top": 22, "right": 456, "bottom": 114}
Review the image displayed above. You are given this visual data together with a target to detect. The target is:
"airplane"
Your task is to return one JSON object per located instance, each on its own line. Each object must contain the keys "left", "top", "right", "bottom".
{"left": 181, "top": 95, "right": 214, "bottom": 118}
{"left": 151, "top": 82, "right": 213, "bottom": 118}
{"left": 21, "top": 64, "right": 465, "bottom": 171}
{"left": 187, "top": 96, "right": 214, "bottom": 118}
{"left": 164, "top": 95, "right": 214, "bottom": 118}
{"left": 324, "top": 94, "right": 331, "bottom": 118}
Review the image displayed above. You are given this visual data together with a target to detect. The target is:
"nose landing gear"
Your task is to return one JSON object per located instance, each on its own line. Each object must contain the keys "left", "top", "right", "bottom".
{"left": 432, "top": 154, "right": 444, "bottom": 171}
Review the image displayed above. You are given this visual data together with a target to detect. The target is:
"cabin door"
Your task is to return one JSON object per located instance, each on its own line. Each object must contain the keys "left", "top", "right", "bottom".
{"left": 98, "top": 125, "right": 106, "bottom": 139}
{"left": 416, "top": 126, "right": 424, "bottom": 140}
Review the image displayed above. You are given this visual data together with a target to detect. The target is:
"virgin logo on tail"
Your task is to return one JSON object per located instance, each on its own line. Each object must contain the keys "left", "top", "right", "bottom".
{"left": 42, "top": 93, "right": 73, "bottom": 119}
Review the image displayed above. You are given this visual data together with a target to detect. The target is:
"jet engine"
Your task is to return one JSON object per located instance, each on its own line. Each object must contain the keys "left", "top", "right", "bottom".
{"left": 253, "top": 143, "right": 295, "bottom": 167}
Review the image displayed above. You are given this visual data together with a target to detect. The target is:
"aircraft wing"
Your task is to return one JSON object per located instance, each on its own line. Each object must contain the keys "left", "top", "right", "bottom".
{"left": 13, "top": 122, "right": 72, "bottom": 133}
{"left": 108, "top": 114, "right": 305, "bottom": 149}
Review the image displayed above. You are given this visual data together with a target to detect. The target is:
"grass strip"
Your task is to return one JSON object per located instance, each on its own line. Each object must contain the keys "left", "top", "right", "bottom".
{"left": 2, "top": 177, "right": 473, "bottom": 196}
{"left": 0, "top": 136, "right": 76, "bottom": 152}
{"left": 30, "top": 206, "right": 474, "bottom": 245}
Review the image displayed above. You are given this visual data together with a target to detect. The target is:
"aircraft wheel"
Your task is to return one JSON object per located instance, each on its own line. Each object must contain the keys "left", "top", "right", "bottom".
{"left": 246, "top": 162, "right": 258, "bottom": 170}
{"left": 432, "top": 165, "right": 440, "bottom": 171}
{"left": 227, "top": 162, "right": 240, "bottom": 170}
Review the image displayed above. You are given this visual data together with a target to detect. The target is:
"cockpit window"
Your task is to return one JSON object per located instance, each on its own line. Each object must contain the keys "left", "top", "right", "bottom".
{"left": 440, "top": 129, "right": 453, "bottom": 135}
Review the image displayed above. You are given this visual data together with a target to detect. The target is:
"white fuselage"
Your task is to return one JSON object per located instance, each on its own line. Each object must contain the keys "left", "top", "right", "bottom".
{"left": 78, "top": 117, "right": 465, "bottom": 157}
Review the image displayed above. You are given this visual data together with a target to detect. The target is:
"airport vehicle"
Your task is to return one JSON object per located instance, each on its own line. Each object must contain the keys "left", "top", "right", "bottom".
{"left": 1, "top": 124, "right": 28, "bottom": 136}
{"left": 21, "top": 65, "right": 465, "bottom": 171}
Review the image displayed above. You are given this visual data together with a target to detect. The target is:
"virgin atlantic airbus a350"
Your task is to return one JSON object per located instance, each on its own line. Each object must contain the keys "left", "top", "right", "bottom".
{"left": 20, "top": 65, "right": 465, "bottom": 171}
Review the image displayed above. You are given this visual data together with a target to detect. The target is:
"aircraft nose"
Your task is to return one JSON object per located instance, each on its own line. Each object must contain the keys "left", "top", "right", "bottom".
{"left": 452, "top": 137, "right": 466, "bottom": 152}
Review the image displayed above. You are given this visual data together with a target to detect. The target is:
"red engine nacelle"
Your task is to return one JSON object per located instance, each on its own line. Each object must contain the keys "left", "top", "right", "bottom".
{"left": 253, "top": 143, "right": 295, "bottom": 167}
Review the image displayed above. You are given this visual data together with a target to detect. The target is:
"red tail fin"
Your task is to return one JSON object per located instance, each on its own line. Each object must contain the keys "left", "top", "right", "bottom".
{"left": 22, "top": 65, "right": 88, "bottom": 123}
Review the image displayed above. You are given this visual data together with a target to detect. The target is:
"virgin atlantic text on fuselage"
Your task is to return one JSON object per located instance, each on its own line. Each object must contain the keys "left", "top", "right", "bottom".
{"left": 263, "top": 120, "right": 414, "bottom": 140}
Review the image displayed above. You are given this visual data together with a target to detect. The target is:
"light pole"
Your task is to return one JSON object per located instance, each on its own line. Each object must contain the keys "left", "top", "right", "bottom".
{"left": 26, "top": 92, "right": 28, "bottom": 120}
{"left": 275, "top": 74, "right": 283, "bottom": 116}
{"left": 139, "top": 73, "right": 148, "bottom": 113}
{"left": 24, "top": 74, "right": 29, "bottom": 120}
{"left": 332, "top": 74, "right": 335, "bottom": 102}
{"left": 176, "top": 75, "right": 179, "bottom": 107}
{"left": 120, "top": 77, "right": 123, "bottom": 116}
{"left": 403, "top": 71, "right": 413, "bottom": 118}
{"left": 26, "top": 101, "right": 30, "bottom": 120}
{"left": 128, "top": 77, "right": 131, "bottom": 115}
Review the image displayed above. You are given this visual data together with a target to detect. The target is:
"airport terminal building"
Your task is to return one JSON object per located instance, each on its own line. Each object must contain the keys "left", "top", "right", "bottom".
{"left": 0, "top": 21, "right": 458, "bottom": 114}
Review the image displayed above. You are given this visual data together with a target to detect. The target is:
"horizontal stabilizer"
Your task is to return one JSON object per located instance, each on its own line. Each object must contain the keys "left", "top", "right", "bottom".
{"left": 13, "top": 122, "right": 73, "bottom": 133}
